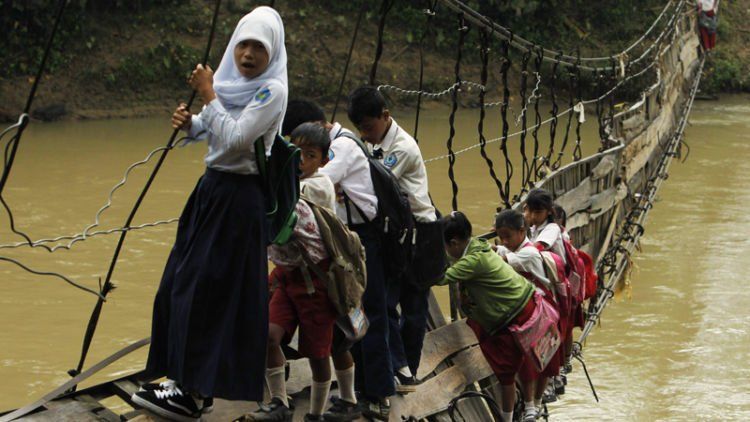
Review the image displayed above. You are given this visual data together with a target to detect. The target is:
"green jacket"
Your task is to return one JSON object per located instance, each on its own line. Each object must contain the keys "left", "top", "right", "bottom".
{"left": 438, "top": 238, "right": 534, "bottom": 334}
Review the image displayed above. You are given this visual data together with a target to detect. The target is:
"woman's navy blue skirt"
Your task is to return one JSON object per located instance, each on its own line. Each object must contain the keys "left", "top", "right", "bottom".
{"left": 146, "top": 168, "right": 268, "bottom": 401}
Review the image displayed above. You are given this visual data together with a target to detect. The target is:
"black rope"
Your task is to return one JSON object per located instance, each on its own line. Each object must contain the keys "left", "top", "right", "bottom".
{"left": 72, "top": 0, "right": 224, "bottom": 379}
{"left": 530, "top": 46, "right": 543, "bottom": 182}
{"left": 369, "top": 0, "right": 394, "bottom": 86}
{"left": 518, "top": 47, "right": 532, "bottom": 190}
{"left": 0, "top": 256, "right": 103, "bottom": 299}
{"left": 445, "top": 14, "right": 466, "bottom": 212}
{"left": 595, "top": 70, "right": 606, "bottom": 145}
{"left": 546, "top": 52, "right": 561, "bottom": 166}
{"left": 331, "top": 1, "right": 367, "bottom": 123}
{"left": 572, "top": 353, "right": 599, "bottom": 402}
{"left": 477, "top": 29, "right": 506, "bottom": 205}
{"left": 414, "top": 1, "right": 439, "bottom": 142}
{"left": 499, "top": 38, "right": 513, "bottom": 207}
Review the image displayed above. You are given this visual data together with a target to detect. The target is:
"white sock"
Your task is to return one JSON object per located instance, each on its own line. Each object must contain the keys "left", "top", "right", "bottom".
{"left": 310, "top": 380, "right": 332, "bottom": 416}
{"left": 335, "top": 366, "right": 357, "bottom": 404}
{"left": 524, "top": 401, "right": 537, "bottom": 414}
{"left": 397, "top": 366, "right": 413, "bottom": 378}
{"left": 265, "top": 366, "right": 288, "bottom": 407}
{"left": 534, "top": 398, "right": 542, "bottom": 408}
{"left": 501, "top": 410, "right": 513, "bottom": 422}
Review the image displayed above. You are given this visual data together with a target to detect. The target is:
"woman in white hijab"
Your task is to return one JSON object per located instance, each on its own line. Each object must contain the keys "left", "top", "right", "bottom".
{"left": 132, "top": 7, "right": 287, "bottom": 421}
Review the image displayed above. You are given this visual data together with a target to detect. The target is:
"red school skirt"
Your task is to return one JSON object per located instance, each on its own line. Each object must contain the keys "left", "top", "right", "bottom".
{"left": 466, "top": 297, "right": 536, "bottom": 385}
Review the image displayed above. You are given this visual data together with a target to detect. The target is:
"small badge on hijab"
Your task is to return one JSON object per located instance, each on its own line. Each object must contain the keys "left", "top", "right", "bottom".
{"left": 254, "top": 87, "right": 272, "bottom": 104}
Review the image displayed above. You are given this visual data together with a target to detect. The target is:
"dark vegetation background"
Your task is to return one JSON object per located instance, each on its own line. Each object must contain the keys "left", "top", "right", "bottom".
{"left": 0, "top": 0, "right": 747, "bottom": 121}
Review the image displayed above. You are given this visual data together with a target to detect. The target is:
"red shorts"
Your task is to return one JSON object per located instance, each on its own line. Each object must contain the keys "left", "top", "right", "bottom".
{"left": 467, "top": 297, "right": 536, "bottom": 385}
{"left": 268, "top": 261, "right": 338, "bottom": 359}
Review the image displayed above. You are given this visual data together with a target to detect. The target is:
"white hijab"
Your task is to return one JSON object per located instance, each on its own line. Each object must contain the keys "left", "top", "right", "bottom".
{"left": 213, "top": 6, "right": 288, "bottom": 109}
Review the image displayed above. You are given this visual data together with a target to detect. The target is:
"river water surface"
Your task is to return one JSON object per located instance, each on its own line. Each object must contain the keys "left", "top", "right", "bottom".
{"left": 0, "top": 96, "right": 748, "bottom": 420}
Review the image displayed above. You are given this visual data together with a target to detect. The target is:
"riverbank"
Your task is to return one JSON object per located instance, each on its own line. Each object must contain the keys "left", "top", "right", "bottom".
{"left": 1, "top": 1, "right": 748, "bottom": 123}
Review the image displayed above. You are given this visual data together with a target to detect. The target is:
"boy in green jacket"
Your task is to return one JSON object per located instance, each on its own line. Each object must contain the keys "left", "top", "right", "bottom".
{"left": 439, "top": 211, "right": 536, "bottom": 422}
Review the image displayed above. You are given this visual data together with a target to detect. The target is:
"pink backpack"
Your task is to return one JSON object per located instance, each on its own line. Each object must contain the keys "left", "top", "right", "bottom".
{"left": 562, "top": 238, "right": 586, "bottom": 304}
{"left": 509, "top": 291, "right": 562, "bottom": 372}
{"left": 540, "top": 250, "right": 571, "bottom": 317}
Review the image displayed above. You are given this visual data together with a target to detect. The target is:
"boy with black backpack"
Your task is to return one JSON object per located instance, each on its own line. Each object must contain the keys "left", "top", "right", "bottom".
{"left": 246, "top": 123, "right": 362, "bottom": 422}
{"left": 347, "top": 87, "right": 446, "bottom": 394}
{"left": 281, "top": 100, "right": 394, "bottom": 420}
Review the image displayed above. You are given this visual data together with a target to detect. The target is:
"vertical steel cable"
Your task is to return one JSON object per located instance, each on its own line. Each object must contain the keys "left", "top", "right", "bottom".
{"left": 573, "top": 52, "right": 583, "bottom": 161}
{"left": 331, "top": 1, "right": 367, "bottom": 123}
{"left": 499, "top": 38, "right": 513, "bottom": 207}
{"left": 546, "top": 53, "right": 561, "bottom": 166}
{"left": 414, "top": 1, "right": 439, "bottom": 141}
{"left": 595, "top": 69, "right": 606, "bottom": 145}
{"left": 446, "top": 14, "right": 467, "bottom": 211}
{"left": 518, "top": 47, "right": 532, "bottom": 189}
{"left": 369, "top": 0, "right": 394, "bottom": 86}
{"left": 72, "top": 0, "right": 224, "bottom": 378}
{"left": 554, "top": 57, "right": 576, "bottom": 169}
{"left": 530, "top": 46, "right": 543, "bottom": 183}
{"left": 476, "top": 29, "right": 506, "bottom": 204}
{"left": 0, "top": 0, "right": 68, "bottom": 242}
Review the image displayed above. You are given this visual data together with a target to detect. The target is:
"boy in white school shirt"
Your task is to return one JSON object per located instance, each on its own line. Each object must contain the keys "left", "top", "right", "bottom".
{"left": 347, "top": 86, "right": 446, "bottom": 394}
{"left": 281, "top": 100, "right": 394, "bottom": 420}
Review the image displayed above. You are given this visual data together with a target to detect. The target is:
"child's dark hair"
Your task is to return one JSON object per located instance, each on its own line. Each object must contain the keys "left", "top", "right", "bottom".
{"left": 553, "top": 204, "right": 567, "bottom": 227}
{"left": 495, "top": 209, "right": 526, "bottom": 231}
{"left": 442, "top": 211, "right": 472, "bottom": 243}
{"left": 290, "top": 122, "right": 330, "bottom": 159}
{"left": 347, "top": 86, "right": 387, "bottom": 126}
{"left": 282, "top": 99, "right": 326, "bottom": 137}
{"left": 526, "top": 188, "right": 555, "bottom": 223}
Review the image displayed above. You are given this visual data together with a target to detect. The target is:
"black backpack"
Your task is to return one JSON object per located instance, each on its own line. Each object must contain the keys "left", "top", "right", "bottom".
{"left": 254, "top": 134, "right": 301, "bottom": 246}
{"left": 339, "top": 133, "right": 414, "bottom": 278}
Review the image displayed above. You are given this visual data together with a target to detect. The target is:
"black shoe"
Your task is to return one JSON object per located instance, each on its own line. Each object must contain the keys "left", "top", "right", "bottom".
{"left": 542, "top": 386, "right": 557, "bottom": 404}
{"left": 241, "top": 397, "right": 293, "bottom": 421}
{"left": 553, "top": 376, "right": 565, "bottom": 395}
{"left": 138, "top": 380, "right": 214, "bottom": 413}
{"left": 323, "top": 397, "right": 361, "bottom": 421}
{"left": 131, "top": 383, "right": 206, "bottom": 422}
{"left": 360, "top": 397, "right": 389, "bottom": 421}
{"left": 304, "top": 414, "right": 325, "bottom": 421}
{"left": 394, "top": 372, "right": 420, "bottom": 394}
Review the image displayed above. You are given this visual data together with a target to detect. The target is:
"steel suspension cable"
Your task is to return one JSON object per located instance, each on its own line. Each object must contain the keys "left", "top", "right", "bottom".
{"left": 476, "top": 29, "right": 506, "bottom": 206}
{"left": 518, "top": 47, "right": 532, "bottom": 190}
{"left": 369, "top": 0, "right": 394, "bottom": 86}
{"left": 445, "top": 14, "right": 467, "bottom": 211}
{"left": 414, "top": 1, "right": 439, "bottom": 142}
{"left": 71, "top": 0, "right": 223, "bottom": 378}
{"left": 530, "top": 47, "right": 543, "bottom": 183}
{"left": 331, "top": 0, "right": 367, "bottom": 122}
{"left": 498, "top": 39, "right": 514, "bottom": 207}
{"left": 546, "top": 53, "right": 561, "bottom": 167}
{"left": 573, "top": 54, "right": 583, "bottom": 161}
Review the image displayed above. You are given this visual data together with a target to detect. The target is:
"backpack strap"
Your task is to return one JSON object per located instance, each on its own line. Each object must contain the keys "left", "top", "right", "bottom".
{"left": 342, "top": 191, "right": 372, "bottom": 226}
{"left": 299, "top": 251, "right": 327, "bottom": 295}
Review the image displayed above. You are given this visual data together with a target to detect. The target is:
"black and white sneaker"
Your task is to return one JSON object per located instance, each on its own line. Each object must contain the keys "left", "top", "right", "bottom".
{"left": 394, "top": 372, "right": 420, "bottom": 394}
{"left": 131, "top": 382, "right": 207, "bottom": 422}
{"left": 323, "top": 396, "right": 361, "bottom": 421}
{"left": 138, "top": 380, "right": 214, "bottom": 413}
{"left": 240, "top": 397, "right": 293, "bottom": 421}
{"left": 360, "top": 397, "right": 390, "bottom": 421}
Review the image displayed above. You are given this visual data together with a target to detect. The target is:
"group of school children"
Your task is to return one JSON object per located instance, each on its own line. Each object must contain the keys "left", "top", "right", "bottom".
{"left": 128, "top": 6, "right": 594, "bottom": 422}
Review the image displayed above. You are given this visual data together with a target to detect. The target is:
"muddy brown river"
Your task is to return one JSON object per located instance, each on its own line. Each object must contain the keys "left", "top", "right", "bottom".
{"left": 1, "top": 96, "right": 748, "bottom": 419}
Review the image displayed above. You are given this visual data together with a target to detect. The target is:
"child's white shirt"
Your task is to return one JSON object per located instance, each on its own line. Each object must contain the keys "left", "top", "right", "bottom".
{"left": 300, "top": 171, "right": 336, "bottom": 212}
{"left": 319, "top": 123, "right": 378, "bottom": 224}
{"left": 370, "top": 118, "right": 437, "bottom": 223}
{"left": 529, "top": 221, "right": 567, "bottom": 265}
{"left": 496, "top": 238, "right": 551, "bottom": 288}
{"left": 187, "top": 80, "right": 286, "bottom": 175}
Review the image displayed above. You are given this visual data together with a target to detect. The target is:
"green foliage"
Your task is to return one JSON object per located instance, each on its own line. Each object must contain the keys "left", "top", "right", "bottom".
{"left": 107, "top": 41, "right": 202, "bottom": 91}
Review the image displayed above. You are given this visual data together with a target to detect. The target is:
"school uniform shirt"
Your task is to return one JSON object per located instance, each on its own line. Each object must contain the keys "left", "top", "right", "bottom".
{"left": 320, "top": 122, "right": 378, "bottom": 225}
{"left": 438, "top": 238, "right": 534, "bottom": 335}
{"left": 529, "top": 221, "right": 567, "bottom": 265}
{"left": 300, "top": 171, "right": 336, "bottom": 211}
{"left": 268, "top": 199, "right": 328, "bottom": 268}
{"left": 186, "top": 80, "right": 286, "bottom": 175}
{"left": 497, "top": 238, "right": 552, "bottom": 291}
{"left": 698, "top": 0, "right": 717, "bottom": 12}
{"left": 371, "top": 118, "right": 437, "bottom": 223}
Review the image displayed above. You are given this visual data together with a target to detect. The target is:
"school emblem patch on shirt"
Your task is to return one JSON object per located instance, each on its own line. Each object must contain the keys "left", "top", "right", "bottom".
{"left": 384, "top": 152, "right": 398, "bottom": 168}
{"left": 328, "top": 150, "right": 335, "bottom": 161}
{"left": 254, "top": 88, "right": 271, "bottom": 104}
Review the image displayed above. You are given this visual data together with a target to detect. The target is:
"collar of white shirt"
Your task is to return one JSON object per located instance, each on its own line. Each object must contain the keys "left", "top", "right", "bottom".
{"left": 378, "top": 118, "right": 399, "bottom": 152}
{"left": 514, "top": 237, "right": 533, "bottom": 253}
